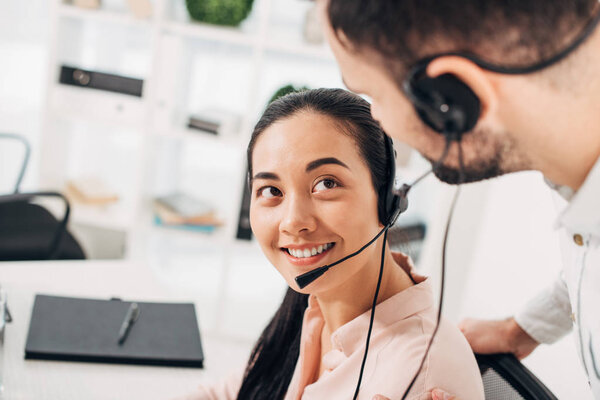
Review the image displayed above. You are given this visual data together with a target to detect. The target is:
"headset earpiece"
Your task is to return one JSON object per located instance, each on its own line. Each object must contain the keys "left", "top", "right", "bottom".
{"left": 403, "top": 61, "right": 481, "bottom": 140}
{"left": 379, "top": 134, "right": 405, "bottom": 227}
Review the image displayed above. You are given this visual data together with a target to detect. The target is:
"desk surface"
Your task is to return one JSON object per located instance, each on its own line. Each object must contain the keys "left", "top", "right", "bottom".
{"left": 1, "top": 254, "right": 284, "bottom": 400}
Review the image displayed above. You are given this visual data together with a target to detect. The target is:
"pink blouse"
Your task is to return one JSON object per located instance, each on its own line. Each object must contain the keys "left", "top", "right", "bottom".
{"left": 178, "top": 253, "right": 484, "bottom": 400}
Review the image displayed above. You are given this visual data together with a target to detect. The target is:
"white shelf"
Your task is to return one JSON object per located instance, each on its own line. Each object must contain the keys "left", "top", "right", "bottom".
{"left": 41, "top": 0, "right": 342, "bottom": 257}
{"left": 153, "top": 127, "right": 245, "bottom": 149}
{"left": 161, "top": 20, "right": 258, "bottom": 47}
{"left": 57, "top": 4, "right": 152, "bottom": 29}
{"left": 265, "top": 39, "right": 334, "bottom": 62}
{"left": 50, "top": 84, "right": 146, "bottom": 129}
{"left": 41, "top": 197, "right": 135, "bottom": 232}
{"left": 70, "top": 202, "right": 136, "bottom": 231}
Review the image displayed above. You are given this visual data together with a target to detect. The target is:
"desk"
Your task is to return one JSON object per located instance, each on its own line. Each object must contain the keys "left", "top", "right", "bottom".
{"left": 0, "top": 255, "right": 284, "bottom": 400}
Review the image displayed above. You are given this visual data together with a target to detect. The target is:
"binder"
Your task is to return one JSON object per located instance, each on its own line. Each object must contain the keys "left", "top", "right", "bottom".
{"left": 59, "top": 65, "right": 144, "bottom": 97}
{"left": 25, "top": 294, "right": 204, "bottom": 368}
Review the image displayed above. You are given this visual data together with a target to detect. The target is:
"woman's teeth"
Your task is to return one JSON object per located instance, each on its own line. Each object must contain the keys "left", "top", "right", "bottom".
{"left": 287, "top": 243, "right": 334, "bottom": 258}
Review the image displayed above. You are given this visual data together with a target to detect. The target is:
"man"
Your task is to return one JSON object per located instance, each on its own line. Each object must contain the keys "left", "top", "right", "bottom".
{"left": 317, "top": 0, "right": 600, "bottom": 399}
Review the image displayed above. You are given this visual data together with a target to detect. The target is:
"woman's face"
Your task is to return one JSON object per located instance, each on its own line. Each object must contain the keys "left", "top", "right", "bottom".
{"left": 249, "top": 111, "right": 383, "bottom": 295}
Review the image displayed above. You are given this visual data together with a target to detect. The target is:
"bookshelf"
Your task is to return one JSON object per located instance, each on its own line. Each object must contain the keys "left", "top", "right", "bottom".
{"left": 39, "top": 0, "right": 342, "bottom": 260}
{"left": 39, "top": 0, "right": 458, "bottom": 274}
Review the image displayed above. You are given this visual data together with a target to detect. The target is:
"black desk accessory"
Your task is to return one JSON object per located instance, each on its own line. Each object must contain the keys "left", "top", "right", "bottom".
{"left": 25, "top": 294, "right": 204, "bottom": 368}
{"left": 59, "top": 65, "right": 144, "bottom": 97}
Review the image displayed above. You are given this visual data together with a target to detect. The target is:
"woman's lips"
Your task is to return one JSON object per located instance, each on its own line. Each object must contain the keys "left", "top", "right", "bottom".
{"left": 281, "top": 243, "right": 336, "bottom": 267}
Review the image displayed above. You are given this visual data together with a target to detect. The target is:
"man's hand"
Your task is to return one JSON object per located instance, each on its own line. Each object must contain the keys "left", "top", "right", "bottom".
{"left": 458, "top": 317, "right": 539, "bottom": 360}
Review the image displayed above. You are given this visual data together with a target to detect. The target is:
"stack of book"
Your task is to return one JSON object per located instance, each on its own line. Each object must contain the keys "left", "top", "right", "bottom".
{"left": 153, "top": 192, "right": 222, "bottom": 233}
{"left": 187, "top": 108, "right": 241, "bottom": 138}
{"left": 66, "top": 178, "right": 119, "bottom": 206}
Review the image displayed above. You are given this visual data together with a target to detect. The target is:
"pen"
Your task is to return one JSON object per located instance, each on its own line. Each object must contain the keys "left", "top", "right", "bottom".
{"left": 117, "top": 302, "right": 140, "bottom": 345}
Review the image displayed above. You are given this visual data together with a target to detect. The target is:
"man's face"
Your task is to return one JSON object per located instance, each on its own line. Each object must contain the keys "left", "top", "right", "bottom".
{"left": 317, "top": 1, "right": 524, "bottom": 184}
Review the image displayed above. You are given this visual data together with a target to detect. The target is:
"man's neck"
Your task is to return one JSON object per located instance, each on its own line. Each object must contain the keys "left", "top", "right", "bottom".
{"left": 504, "top": 29, "right": 600, "bottom": 192}
{"left": 539, "top": 123, "right": 600, "bottom": 192}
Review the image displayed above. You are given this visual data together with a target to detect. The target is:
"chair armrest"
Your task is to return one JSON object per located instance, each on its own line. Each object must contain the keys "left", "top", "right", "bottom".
{"left": 476, "top": 353, "right": 558, "bottom": 400}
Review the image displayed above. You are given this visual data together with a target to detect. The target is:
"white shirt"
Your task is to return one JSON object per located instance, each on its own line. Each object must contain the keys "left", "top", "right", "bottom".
{"left": 515, "top": 156, "right": 600, "bottom": 397}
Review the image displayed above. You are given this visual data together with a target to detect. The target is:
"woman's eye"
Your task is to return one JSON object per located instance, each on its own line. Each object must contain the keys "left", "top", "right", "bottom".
{"left": 258, "top": 186, "right": 282, "bottom": 198}
{"left": 314, "top": 178, "right": 339, "bottom": 192}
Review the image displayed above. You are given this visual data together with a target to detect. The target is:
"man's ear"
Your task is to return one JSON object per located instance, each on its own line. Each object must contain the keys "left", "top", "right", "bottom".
{"left": 426, "top": 56, "right": 500, "bottom": 127}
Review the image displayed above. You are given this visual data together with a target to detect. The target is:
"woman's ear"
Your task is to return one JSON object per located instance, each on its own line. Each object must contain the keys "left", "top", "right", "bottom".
{"left": 426, "top": 56, "right": 500, "bottom": 127}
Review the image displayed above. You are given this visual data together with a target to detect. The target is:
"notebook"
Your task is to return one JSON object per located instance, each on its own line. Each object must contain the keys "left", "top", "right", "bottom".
{"left": 25, "top": 294, "right": 204, "bottom": 368}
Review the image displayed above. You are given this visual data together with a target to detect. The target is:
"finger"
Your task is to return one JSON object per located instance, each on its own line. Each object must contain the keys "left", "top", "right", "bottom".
{"left": 431, "top": 388, "right": 456, "bottom": 400}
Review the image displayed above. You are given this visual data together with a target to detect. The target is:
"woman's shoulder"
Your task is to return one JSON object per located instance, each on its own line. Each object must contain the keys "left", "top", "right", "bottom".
{"left": 424, "top": 317, "right": 484, "bottom": 399}
{"left": 368, "top": 316, "right": 484, "bottom": 400}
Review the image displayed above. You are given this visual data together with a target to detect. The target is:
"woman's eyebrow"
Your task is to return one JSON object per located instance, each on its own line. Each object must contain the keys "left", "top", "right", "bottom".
{"left": 306, "top": 157, "right": 350, "bottom": 172}
{"left": 253, "top": 172, "right": 280, "bottom": 181}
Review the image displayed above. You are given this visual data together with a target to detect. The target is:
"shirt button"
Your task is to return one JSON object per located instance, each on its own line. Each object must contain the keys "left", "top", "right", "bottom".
{"left": 571, "top": 313, "right": 576, "bottom": 323}
{"left": 573, "top": 234, "right": 584, "bottom": 246}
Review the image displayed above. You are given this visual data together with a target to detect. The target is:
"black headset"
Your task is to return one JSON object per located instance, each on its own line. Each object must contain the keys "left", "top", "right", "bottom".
{"left": 402, "top": 7, "right": 600, "bottom": 142}
{"left": 403, "top": 62, "right": 481, "bottom": 141}
{"left": 378, "top": 133, "right": 407, "bottom": 227}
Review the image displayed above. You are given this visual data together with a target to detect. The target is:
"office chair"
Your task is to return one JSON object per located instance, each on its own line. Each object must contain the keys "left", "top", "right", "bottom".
{"left": 476, "top": 353, "right": 558, "bottom": 400}
{"left": 0, "top": 133, "right": 85, "bottom": 261}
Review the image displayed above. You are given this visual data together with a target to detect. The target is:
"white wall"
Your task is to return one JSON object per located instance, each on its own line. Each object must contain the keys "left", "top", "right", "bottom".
{"left": 0, "top": 0, "right": 48, "bottom": 193}
{"left": 448, "top": 171, "right": 592, "bottom": 398}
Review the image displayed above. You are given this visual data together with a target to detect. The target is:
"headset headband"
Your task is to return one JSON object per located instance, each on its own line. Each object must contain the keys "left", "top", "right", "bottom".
{"left": 410, "top": 7, "right": 600, "bottom": 76}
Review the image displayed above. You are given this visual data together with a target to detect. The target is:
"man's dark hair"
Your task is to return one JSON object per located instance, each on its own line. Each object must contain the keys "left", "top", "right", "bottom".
{"left": 327, "top": 0, "right": 599, "bottom": 82}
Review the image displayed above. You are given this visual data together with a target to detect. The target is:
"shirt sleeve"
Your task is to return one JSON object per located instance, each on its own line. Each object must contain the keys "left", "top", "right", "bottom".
{"left": 514, "top": 272, "right": 573, "bottom": 344}
{"left": 172, "top": 367, "right": 245, "bottom": 400}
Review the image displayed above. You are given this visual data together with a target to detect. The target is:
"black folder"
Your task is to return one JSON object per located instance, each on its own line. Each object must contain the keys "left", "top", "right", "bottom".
{"left": 25, "top": 294, "right": 204, "bottom": 368}
{"left": 59, "top": 65, "right": 144, "bottom": 97}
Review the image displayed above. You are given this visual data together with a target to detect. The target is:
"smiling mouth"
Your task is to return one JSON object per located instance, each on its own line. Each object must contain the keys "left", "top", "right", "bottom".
{"left": 281, "top": 242, "right": 336, "bottom": 259}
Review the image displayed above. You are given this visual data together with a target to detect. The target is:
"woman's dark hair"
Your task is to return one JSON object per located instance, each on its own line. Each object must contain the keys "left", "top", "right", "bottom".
{"left": 247, "top": 88, "right": 390, "bottom": 220}
{"left": 237, "top": 88, "right": 391, "bottom": 400}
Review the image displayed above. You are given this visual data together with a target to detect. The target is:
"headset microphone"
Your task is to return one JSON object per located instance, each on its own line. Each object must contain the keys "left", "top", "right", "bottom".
{"left": 295, "top": 221, "right": 392, "bottom": 289}
{"left": 293, "top": 179, "right": 427, "bottom": 288}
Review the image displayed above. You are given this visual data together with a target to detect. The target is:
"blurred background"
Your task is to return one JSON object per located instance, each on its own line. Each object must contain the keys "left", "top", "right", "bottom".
{"left": 0, "top": 0, "right": 592, "bottom": 398}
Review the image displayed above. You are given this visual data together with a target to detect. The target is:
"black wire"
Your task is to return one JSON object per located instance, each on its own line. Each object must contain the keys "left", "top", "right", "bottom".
{"left": 399, "top": 137, "right": 464, "bottom": 400}
{"left": 399, "top": 182, "right": 461, "bottom": 400}
{"left": 407, "top": 139, "right": 452, "bottom": 190}
{"left": 352, "top": 136, "right": 458, "bottom": 399}
{"left": 457, "top": 142, "right": 466, "bottom": 184}
{"left": 325, "top": 225, "right": 389, "bottom": 271}
{"left": 353, "top": 228, "right": 389, "bottom": 400}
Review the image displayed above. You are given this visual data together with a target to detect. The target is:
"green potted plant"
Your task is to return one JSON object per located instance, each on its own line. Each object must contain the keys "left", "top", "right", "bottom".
{"left": 268, "top": 84, "right": 310, "bottom": 105}
{"left": 185, "top": 0, "right": 254, "bottom": 27}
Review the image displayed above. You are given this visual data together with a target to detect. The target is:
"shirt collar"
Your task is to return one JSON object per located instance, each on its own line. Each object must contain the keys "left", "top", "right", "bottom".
{"left": 556, "top": 155, "right": 600, "bottom": 236}
{"left": 308, "top": 252, "right": 434, "bottom": 357}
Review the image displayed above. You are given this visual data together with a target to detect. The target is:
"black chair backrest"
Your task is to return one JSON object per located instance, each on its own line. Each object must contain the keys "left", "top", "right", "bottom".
{"left": 0, "top": 133, "right": 85, "bottom": 261}
{"left": 0, "top": 192, "right": 85, "bottom": 261}
{"left": 476, "top": 353, "right": 558, "bottom": 400}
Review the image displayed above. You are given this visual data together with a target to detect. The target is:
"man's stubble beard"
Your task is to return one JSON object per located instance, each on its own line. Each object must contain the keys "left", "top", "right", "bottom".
{"left": 425, "top": 127, "right": 525, "bottom": 185}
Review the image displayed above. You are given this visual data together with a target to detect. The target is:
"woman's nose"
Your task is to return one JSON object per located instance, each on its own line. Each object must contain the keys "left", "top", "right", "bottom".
{"left": 279, "top": 195, "right": 317, "bottom": 235}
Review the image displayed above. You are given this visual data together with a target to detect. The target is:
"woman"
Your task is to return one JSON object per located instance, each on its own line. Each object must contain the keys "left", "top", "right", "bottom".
{"left": 183, "top": 88, "right": 484, "bottom": 399}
